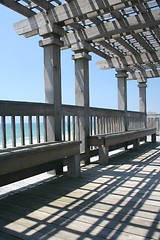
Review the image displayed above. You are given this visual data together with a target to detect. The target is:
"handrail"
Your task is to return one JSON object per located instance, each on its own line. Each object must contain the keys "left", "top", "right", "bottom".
{"left": 0, "top": 100, "right": 146, "bottom": 149}
{"left": 0, "top": 100, "right": 54, "bottom": 148}
{"left": 0, "top": 100, "right": 54, "bottom": 116}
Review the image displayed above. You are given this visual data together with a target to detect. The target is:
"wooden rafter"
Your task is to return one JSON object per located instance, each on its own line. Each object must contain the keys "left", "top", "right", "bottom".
{"left": 31, "top": 0, "right": 54, "bottom": 11}
{"left": 62, "top": 9, "right": 160, "bottom": 46}
{"left": 127, "top": 70, "right": 160, "bottom": 81}
{"left": 13, "top": 0, "right": 150, "bottom": 36}
{"left": 0, "top": 0, "right": 35, "bottom": 17}
{"left": 96, "top": 50, "right": 160, "bottom": 70}
{"left": 71, "top": 41, "right": 111, "bottom": 60}
{"left": 1, "top": 0, "right": 160, "bottom": 76}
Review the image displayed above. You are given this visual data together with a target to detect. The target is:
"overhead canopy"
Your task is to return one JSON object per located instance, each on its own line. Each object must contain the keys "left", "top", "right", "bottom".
{"left": 1, "top": 0, "right": 160, "bottom": 80}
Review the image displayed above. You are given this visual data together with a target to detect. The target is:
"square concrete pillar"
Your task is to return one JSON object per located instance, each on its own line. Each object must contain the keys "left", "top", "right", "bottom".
{"left": 138, "top": 80, "right": 147, "bottom": 128}
{"left": 40, "top": 35, "right": 64, "bottom": 141}
{"left": 72, "top": 50, "right": 92, "bottom": 164}
{"left": 116, "top": 68, "right": 128, "bottom": 131}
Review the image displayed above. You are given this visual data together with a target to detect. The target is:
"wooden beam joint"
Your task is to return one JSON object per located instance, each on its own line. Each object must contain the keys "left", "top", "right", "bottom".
{"left": 39, "top": 35, "right": 64, "bottom": 47}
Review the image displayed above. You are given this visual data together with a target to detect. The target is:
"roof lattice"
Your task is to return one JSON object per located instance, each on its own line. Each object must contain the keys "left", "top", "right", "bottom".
{"left": 1, "top": 0, "right": 160, "bottom": 80}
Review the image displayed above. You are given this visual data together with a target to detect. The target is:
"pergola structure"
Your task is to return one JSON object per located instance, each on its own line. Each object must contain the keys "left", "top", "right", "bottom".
{"left": 0, "top": 0, "right": 160, "bottom": 157}
{"left": 1, "top": 0, "right": 160, "bottom": 105}
{"left": 0, "top": 2, "right": 160, "bottom": 239}
{"left": 1, "top": 1, "right": 159, "bottom": 69}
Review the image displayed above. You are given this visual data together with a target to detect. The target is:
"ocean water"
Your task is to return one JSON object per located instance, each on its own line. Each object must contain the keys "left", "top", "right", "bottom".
{"left": 0, "top": 122, "right": 45, "bottom": 149}
{"left": 0, "top": 120, "right": 75, "bottom": 149}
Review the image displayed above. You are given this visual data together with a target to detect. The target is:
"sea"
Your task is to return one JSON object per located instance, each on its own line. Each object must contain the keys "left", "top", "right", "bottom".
{"left": 0, "top": 120, "right": 74, "bottom": 149}
{"left": 0, "top": 122, "right": 45, "bottom": 149}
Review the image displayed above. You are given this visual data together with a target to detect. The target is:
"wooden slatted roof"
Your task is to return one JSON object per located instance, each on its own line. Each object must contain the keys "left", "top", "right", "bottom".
{"left": 1, "top": 0, "right": 160, "bottom": 80}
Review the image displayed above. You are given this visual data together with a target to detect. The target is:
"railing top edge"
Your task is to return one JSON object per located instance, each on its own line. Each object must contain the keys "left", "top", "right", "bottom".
{"left": 89, "top": 107, "right": 145, "bottom": 114}
{"left": 0, "top": 100, "right": 146, "bottom": 118}
{"left": 0, "top": 100, "right": 54, "bottom": 117}
{"left": 62, "top": 104, "right": 83, "bottom": 109}
{"left": 127, "top": 110, "right": 146, "bottom": 115}
{"left": 62, "top": 104, "right": 84, "bottom": 116}
{"left": 90, "top": 106, "right": 122, "bottom": 112}
{"left": 0, "top": 100, "right": 53, "bottom": 107}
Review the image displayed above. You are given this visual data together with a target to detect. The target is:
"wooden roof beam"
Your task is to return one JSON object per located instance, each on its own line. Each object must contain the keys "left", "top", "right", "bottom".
{"left": 96, "top": 40, "right": 125, "bottom": 59}
{"left": 62, "top": 9, "right": 160, "bottom": 48}
{"left": 64, "top": 18, "right": 115, "bottom": 60}
{"left": 133, "top": 33, "right": 154, "bottom": 53}
{"left": 116, "top": 36, "right": 158, "bottom": 68}
{"left": 153, "top": 28, "right": 160, "bottom": 42}
{"left": 31, "top": 0, "right": 54, "bottom": 11}
{"left": 71, "top": 41, "right": 134, "bottom": 72}
{"left": 96, "top": 50, "right": 160, "bottom": 70}
{"left": 54, "top": 0, "right": 61, "bottom": 5}
{"left": 110, "top": 3, "right": 157, "bottom": 54}
{"left": 116, "top": 37, "right": 140, "bottom": 56}
{"left": 0, "top": 0, "right": 35, "bottom": 17}
{"left": 71, "top": 41, "right": 111, "bottom": 60}
{"left": 127, "top": 70, "right": 160, "bottom": 81}
{"left": 64, "top": 17, "right": 90, "bottom": 33}
{"left": 14, "top": 0, "right": 150, "bottom": 37}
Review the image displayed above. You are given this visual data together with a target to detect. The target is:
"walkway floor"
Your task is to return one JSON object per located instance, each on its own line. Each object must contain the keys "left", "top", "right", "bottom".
{"left": 0, "top": 142, "right": 160, "bottom": 240}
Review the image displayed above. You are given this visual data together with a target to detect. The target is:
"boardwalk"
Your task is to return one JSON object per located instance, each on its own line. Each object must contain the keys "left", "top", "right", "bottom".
{"left": 0, "top": 142, "right": 160, "bottom": 240}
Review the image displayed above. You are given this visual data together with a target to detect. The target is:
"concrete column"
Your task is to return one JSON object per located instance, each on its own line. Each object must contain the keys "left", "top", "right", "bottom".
{"left": 72, "top": 51, "right": 91, "bottom": 164}
{"left": 138, "top": 80, "right": 147, "bottom": 128}
{"left": 39, "top": 35, "right": 63, "bottom": 141}
{"left": 116, "top": 68, "right": 128, "bottom": 131}
{"left": 138, "top": 81, "right": 147, "bottom": 113}
{"left": 116, "top": 68, "right": 128, "bottom": 111}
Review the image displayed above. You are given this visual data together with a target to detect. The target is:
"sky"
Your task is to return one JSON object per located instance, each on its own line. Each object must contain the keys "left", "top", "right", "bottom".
{"left": 0, "top": 5, "right": 160, "bottom": 113}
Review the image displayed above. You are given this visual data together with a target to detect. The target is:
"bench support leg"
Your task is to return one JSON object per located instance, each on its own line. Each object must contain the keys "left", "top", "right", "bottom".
{"left": 67, "top": 155, "right": 80, "bottom": 178}
{"left": 133, "top": 138, "right": 140, "bottom": 150}
{"left": 55, "top": 159, "right": 63, "bottom": 175}
{"left": 151, "top": 133, "right": 156, "bottom": 143}
{"left": 99, "top": 145, "right": 109, "bottom": 165}
{"left": 144, "top": 136, "right": 147, "bottom": 143}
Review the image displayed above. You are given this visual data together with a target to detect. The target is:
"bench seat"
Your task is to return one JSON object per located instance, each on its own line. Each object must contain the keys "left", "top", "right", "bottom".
{"left": 88, "top": 128, "right": 156, "bottom": 165}
{"left": 0, "top": 141, "right": 81, "bottom": 187}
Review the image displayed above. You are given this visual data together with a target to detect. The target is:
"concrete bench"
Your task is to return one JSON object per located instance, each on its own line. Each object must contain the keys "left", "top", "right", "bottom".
{"left": 0, "top": 141, "right": 81, "bottom": 187}
{"left": 88, "top": 128, "right": 156, "bottom": 165}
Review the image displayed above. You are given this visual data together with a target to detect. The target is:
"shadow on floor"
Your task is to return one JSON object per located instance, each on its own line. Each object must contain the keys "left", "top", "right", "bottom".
{"left": 0, "top": 142, "right": 160, "bottom": 240}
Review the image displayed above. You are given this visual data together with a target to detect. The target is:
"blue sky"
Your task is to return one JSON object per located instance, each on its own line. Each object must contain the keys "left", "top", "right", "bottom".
{"left": 0, "top": 5, "right": 160, "bottom": 113}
